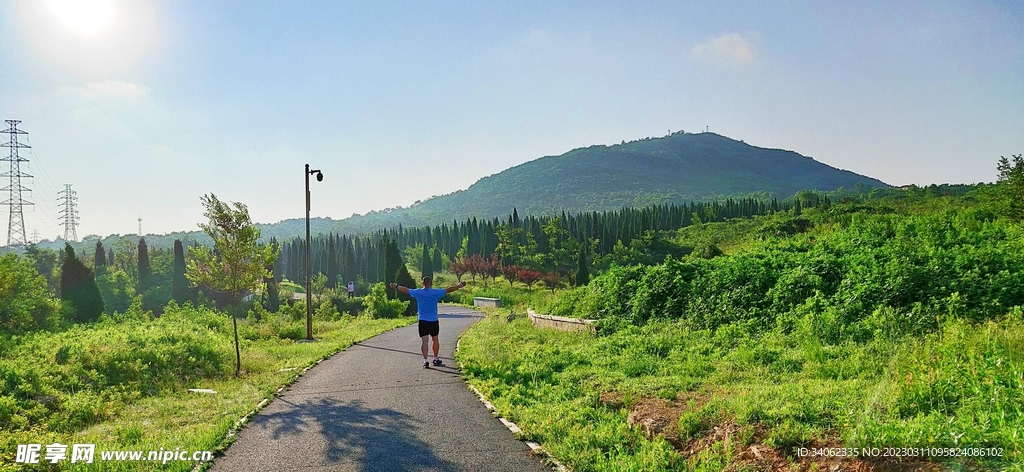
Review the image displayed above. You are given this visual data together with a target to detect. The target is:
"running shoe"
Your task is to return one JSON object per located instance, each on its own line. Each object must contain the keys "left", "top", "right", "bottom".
{"left": 423, "top": 360, "right": 430, "bottom": 368}
{"left": 432, "top": 358, "right": 443, "bottom": 366}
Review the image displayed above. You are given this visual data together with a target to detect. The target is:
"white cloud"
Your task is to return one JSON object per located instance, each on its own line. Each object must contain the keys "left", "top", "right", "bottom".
{"left": 690, "top": 33, "right": 757, "bottom": 66}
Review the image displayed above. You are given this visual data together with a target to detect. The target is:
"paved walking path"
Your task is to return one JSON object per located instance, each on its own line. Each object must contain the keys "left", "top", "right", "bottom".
{"left": 212, "top": 306, "right": 551, "bottom": 472}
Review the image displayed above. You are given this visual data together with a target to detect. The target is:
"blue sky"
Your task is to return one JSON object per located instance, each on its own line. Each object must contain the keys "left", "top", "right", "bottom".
{"left": 1, "top": 1, "right": 1022, "bottom": 240}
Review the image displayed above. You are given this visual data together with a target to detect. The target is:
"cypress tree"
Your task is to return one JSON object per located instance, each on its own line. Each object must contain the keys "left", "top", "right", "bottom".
{"left": 395, "top": 263, "right": 417, "bottom": 316}
{"left": 327, "top": 235, "right": 338, "bottom": 288}
{"left": 172, "top": 240, "right": 190, "bottom": 304}
{"left": 432, "top": 246, "right": 442, "bottom": 274}
{"left": 61, "top": 243, "right": 105, "bottom": 322}
{"left": 575, "top": 246, "right": 590, "bottom": 286}
{"left": 94, "top": 240, "right": 106, "bottom": 271}
{"left": 262, "top": 254, "right": 279, "bottom": 313}
{"left": 383, "top": 239, "right": 402, "bottom": 298}
{"left": 272, "top": 237, "right": 285, "bottom": 283}
{"left": 137, "top": 237, "right": 151, "bottom": 291}
{"left": 343, "top": 240, "right": 357, "bottom": 283}
{"left": 107, "top": 247, "right": 114, "bottom": 269}
{"left": 421, "top": 244, "right": 433, "bottom": 277}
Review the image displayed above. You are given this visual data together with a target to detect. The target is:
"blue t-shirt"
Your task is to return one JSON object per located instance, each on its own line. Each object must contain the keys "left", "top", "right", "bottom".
{"left": 407, "top": 288, "right": 447, "bottom": 321}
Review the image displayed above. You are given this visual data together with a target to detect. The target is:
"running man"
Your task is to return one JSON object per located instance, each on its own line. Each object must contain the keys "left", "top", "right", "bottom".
{"left": 390, "top": 276, "right": 467, "bottom": 368}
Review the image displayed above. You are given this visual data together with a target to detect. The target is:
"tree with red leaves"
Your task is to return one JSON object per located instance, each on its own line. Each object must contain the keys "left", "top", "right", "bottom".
{"left": 542, "top": 271, "right": 560, "bottom": 293}
{"left": 500, "top": 264, "right": 520, "bottom": 288}
{"left": 450, "top": 257, "right": 470, "bottom": 282}
{"left": 516, "top": 269, "right": 541, "bottom": 290}
{"left": 480, "top": 254, "right": 500, "bottom": 286}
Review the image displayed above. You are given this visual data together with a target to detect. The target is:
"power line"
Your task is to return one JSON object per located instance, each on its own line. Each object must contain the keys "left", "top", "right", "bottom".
{"left": 1, "top": 120, "right": 33, "bottom": 247}
{"left": 23, "top": 135, "right": 67, "bottom": 238}
{"left": 59, "top": 184, "right": 79, "bottom": 242}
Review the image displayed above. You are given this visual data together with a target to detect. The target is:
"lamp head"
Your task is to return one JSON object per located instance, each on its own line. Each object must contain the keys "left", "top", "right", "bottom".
{"left": 316, "top": 172, "right": 323, "bottom": 182}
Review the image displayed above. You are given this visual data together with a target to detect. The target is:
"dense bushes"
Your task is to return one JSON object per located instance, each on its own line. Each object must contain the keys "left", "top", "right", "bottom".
{"left": 0, "top": 254, "right": 61, "bottom": 333}
{"left": 549, "top": 209, "right": 1024, "bottom": 339}
{"left": 0, "top": 305, "right": 232, "bottom": 433}
{"left": 362, "top": 283, "right": 407, "bottom": 319}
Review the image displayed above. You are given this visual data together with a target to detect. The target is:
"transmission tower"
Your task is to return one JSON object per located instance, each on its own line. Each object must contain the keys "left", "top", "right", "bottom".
{"left": 58, "top": 184, "right": 79, "bottom": 242}
{"left": 1, "top": 120, "right": 33, "bottom": 247}
{"left": 31, "top": 229, "right": 39, "bottom": 244}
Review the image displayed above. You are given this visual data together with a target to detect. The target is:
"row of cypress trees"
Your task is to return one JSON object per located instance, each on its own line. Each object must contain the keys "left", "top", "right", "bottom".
{"left": 274, "top": 195, "right": 828, "bottom": 287}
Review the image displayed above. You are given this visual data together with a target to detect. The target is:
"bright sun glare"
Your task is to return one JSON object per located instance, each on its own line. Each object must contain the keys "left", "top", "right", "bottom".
{"left": 48, "top": 0, "right": 113, "bottom": 35}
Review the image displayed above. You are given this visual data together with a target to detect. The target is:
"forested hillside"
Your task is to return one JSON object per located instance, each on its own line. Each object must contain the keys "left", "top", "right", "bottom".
{"left": 455, "top": 168, "right": 1023, "bottom": 470}
{"left": 264, "top": 132, "right": 891, "bottom": 239}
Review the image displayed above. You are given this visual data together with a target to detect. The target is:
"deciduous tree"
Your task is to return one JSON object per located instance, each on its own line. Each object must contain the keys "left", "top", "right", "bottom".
{"left": 0, "top": 253, "right": 61, "bottom": 332}
{"left": 186, "top": 194, "right": 278, "bottom": 377}
{"left": 516, "top": 269, "right": 541, "bottom": 290}
{"left": 500, "top": 264, "right": 519, "bottom": 288}
{"left": 995, "top": 154, "right": 1024, "bottom": 219}
{"left": 450, "top": 257, "right": 469, "bottom": 282}
{"left": 542, "top": 272, "right": 560, "bottom": 293}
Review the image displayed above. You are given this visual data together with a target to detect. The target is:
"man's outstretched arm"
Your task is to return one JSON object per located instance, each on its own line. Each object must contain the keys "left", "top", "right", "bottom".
{"left": 445, "top": 281, "right": 467, "bottom": 293}
{"left": 388, "top": 283, "right": 410, "bottom": 295}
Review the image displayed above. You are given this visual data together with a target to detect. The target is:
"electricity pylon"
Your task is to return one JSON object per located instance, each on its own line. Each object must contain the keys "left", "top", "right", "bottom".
{"left": 1, "top": 120, "right": 33, "bottom": 247}
{"left": 58, "top": 184, "right": 79, "bottom": 242}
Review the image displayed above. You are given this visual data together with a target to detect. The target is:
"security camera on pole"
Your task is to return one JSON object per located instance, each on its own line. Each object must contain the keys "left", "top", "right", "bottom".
{"left": 305, "top": 164, "right": 323, "bottom": 341}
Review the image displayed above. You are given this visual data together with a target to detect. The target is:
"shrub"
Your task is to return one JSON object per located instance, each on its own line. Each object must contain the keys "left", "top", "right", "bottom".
{"left": 0, "top": 253, "right": 61, "bottom": 333}
{"left": 362, "top": 283, "right": 407, "bottom": 319}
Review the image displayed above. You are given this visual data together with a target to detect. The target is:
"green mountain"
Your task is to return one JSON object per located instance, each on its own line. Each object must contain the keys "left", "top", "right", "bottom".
{"left": 12, "top": 132, "right": 890, "bottom": 253}
{"left": 263, "top": 131, "right": 889, "bottom": 238}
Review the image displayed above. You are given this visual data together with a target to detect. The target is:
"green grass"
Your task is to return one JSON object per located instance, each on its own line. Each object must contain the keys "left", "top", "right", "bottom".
{"left": 0, "top": 304, "right": 413, "bottom": 471}
{"left": 457, "top": 311, "right": 1024, "bottom": 471}
{"left": 278, "top": 279, "right": 304, "bottom": 293}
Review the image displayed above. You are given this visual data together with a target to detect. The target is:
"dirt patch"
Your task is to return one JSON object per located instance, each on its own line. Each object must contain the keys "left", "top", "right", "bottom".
{"left": 612, "top": 392, "right": 947, "bottom": 471}
{"left": 599, "top": 391, "right": 625, "bottom": 410}
{"left": 622, "top": 393, "right": 711, "bottom": 450}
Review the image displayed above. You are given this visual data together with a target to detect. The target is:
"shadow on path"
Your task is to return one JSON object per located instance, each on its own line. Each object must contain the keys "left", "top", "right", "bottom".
{"left": 352, "top": 343, "right": 426, "bottom": 358}
{"left": 252, "top": 396, "right": 458, "bottom": 471}
{"left": 436, "top": 313, "right": 482, "bottom": 319}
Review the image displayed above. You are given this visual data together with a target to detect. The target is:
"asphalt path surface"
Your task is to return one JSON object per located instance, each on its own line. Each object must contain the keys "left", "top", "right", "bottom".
{"left": 211, "top": 306, "right": 551, "bottom": 472}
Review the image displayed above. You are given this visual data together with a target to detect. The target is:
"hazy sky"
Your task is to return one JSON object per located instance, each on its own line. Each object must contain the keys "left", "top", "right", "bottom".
{"left": 1, "top": 1, "right": 1022, "bottom": 240}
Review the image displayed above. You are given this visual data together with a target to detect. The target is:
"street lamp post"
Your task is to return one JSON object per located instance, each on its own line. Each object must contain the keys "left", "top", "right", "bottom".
{"left": 305, "top": 164, "right": 323, "bottom": 341}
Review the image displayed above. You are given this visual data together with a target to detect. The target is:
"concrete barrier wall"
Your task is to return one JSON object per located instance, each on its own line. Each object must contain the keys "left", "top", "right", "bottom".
{"left": 473, "top": 297, "right": 502, "bottom": 308}
{"left": 527, "top": 309, "right": 597, "bottom": 334}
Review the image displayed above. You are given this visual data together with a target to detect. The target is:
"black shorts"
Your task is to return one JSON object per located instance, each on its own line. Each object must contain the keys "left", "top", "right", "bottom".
{"left": 418, "top": 320, "right": 440, "bottom": 337}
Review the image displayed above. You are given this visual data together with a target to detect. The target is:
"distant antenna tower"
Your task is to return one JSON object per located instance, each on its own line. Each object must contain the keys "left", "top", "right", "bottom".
{"left": 58, "top": 184, "right": 79, "bottom": 242}
{"left": 1, "top": 120, "right": 33, "bottom": 247}
{"left": 138, "top": 216, "right": 142, "bottom": 236}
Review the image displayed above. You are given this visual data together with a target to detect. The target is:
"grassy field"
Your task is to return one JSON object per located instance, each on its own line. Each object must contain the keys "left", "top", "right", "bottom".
{"left": 457, "top": 310, "right": 1023, "bottom": 471}
{"left": 456, "top": 196, "right": 1024, "bottom": 471}
{"left": 1, "top": 304, "right": 413, "bottom": 471}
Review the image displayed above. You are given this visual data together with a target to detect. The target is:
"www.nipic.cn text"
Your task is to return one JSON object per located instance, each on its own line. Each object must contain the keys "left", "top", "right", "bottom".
{"left": 15, "top": 443, "right": 213, "bottom": 465}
